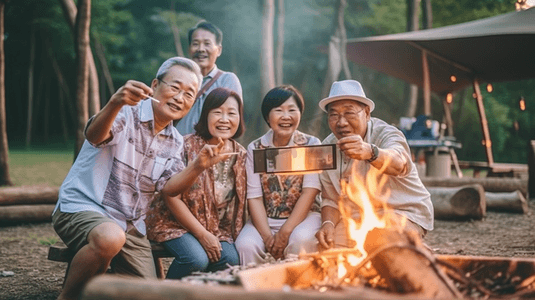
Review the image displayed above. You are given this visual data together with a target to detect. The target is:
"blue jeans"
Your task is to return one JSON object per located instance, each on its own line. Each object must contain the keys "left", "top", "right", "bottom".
{"left": 163, "top": 233, "right": 240, "bottom": 279}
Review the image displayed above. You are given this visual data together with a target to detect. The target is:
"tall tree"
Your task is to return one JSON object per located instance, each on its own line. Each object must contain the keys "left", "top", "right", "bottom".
{"left": 74, "top": 0, "right": 91, "bottom": 157}
{"left": 261, "top": 0, "right": 275, "bottom": 97}
{"left": 321, "top": 0, "right": 351, "bottom": 99}
{"left": 59, "top": 0, "right": 100, "bottom": 118}
{"left": 275, "top": 0, "right": 284, "bottom": 86}
{"left": 0, "top": 0, "right": 12, "bottom": 186}
{"left": 405, "top": 0, "right": 419, "bottom": 118}
{"left": 26, "top": 26, "right": 35, "bottom": 147}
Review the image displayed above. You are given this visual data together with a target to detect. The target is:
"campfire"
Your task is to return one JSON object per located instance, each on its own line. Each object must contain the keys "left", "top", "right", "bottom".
{"left": 237, "top": 163, "right": 535, "bottom": 299}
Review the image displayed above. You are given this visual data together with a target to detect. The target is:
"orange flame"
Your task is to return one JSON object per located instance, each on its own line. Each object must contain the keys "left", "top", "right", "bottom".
{"left": 335, "top": 156, "right": 397, "bottom": 272}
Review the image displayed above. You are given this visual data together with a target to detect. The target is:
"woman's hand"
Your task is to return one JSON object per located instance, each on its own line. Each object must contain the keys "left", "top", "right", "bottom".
{"left": 316, "top": 222, "right": 335, "bottom": 251}
{"left": 197, "top": 230, "right": 222, "bottom": 263}
{"left": 269, "top": 230, "right": 290, "bottom": 259}
{"left": 195, "top": 137, "right": 233, "bottom": 169}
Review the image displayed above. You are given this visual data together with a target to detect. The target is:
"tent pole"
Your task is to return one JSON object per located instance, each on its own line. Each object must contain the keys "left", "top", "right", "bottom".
{"left": 422, "top": 50, "right": 431, "bottom": 116}
{"left": 472, "top": 78, "right": 494, "bottom": 166}
{"left": 442, "top": 95, "right": 454, "bottom": 136}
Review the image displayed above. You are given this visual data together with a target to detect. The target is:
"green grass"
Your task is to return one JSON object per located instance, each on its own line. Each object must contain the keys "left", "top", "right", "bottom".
{"left": 8, "top": 149, "right": 74, "bottom": 187}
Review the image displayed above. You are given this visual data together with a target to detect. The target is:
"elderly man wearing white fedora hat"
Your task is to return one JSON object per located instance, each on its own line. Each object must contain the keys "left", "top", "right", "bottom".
{"left": 315, "top": 80, "right": 433, "bottom": 250}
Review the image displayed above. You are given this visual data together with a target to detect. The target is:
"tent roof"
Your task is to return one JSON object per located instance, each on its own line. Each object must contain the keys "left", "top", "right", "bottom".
{"left": 346, "top": 8, "right": 535, "bottom": 94}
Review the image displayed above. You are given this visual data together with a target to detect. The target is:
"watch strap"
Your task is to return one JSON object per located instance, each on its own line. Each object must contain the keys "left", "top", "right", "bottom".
{"left": 367, "top": 144, "right": 379, "bottom": 162}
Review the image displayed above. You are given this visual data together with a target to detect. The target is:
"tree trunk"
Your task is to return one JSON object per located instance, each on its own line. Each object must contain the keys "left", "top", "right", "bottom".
{"left": 0, "top": 204, "right": 55, "bottom": 225}
{"left": 485, "top": 190, "right": 528, "bottom": 214}
{"left": 421, "top": 177, "right": 528, "bottom": 197}
{"left": 43, "top": 69, "right": 51, "bottom": 142}
{"left": 0, "top": 185, "right": 59, "bottom": 206}
{"left": 26, "top": 27, "right": 35, "bottom": 148}
{"left": 58, "top": 80, "right": 69, "bottom": 143}
{"left": 0, "top": 0, "right": 12, "bottom": 186}
{"left": 59, "top": 0, "right": 100, "bottom": 119}
{"left": 170, "top": 24, "right": 185, "bottom": 57}
{"left": 337, "top": 0, "right": 351, "bottom": 80}
{"left": 529, "top": 140, "right": 535, "bottom": 200}
{"left": 94, "top": 39, "right": 115, "bottom": 99}
{"left": 311, "top": 0, "right": 349, "bottom": 136}
{"left": 421, "top": 0, "right": 432, "bottom": 29}
{"left": 275, "top": 0, "right": 284, "bottom": 86}
{"left": 427, "top": 185, "right": 486, "bottom": 220}
{"left": 74, "top": 0, "right": 91, "bottom": 157}
{"left": 260, "top": 0, "right": 275, "bottom": 98}
{"left": 405, "top": 0, "right": 419, "bottom": 117}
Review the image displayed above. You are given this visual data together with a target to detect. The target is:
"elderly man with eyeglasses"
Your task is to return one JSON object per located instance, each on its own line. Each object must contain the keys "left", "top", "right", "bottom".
{"left": 315, "top": 80, "right": 434, "bottom": 251}
{"left": 52, "top": 57, "right": 203, "bottom": 300}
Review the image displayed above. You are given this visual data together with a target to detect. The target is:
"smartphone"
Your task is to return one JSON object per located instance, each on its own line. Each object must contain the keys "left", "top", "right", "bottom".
{"left": 253, "top": 144, "right": 337, "bottom": 174}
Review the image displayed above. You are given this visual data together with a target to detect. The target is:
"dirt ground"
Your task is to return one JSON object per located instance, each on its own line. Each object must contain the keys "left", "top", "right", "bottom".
{"left": 1, "top": 202, "right": 534, "bottom": 300}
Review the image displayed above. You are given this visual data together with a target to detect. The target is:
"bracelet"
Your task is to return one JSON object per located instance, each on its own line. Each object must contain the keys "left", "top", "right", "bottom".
{"left": 322, "top": 220, "right": 335, "bottom": 227}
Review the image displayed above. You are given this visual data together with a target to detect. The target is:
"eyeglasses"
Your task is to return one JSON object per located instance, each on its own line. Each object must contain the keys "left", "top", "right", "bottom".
{"left": 328, "top": 108, "right": 365, "bottom": 122}
{"left": 159, "top": 79, "right": 195, "bottom": 101}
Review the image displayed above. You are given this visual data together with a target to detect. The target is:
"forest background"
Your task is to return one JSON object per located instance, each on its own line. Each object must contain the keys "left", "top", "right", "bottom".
{"left": 2, "top": 0, "right": 534, "bottom": 176}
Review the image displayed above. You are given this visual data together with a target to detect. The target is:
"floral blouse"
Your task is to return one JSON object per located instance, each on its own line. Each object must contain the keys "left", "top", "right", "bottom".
{"left": 146, "top": 134, "right": 247, "bottom": 243}
{"left": 248, "top": 130, "right": 321, "bottom": 219}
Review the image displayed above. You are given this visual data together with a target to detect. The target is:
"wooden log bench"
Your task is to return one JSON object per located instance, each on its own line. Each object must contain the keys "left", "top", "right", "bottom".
{"left": 47, "top": 243, "right": 173, "bottom": 281}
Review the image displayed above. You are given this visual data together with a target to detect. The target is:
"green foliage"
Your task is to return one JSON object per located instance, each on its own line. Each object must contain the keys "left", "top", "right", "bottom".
{"left": 357, "top": 0, "right": 407, "bottom": 35}
{"left": 3, "top": 0, "right": 532, "bottom": 165}
{"left": 432, "top": 0, "right": 513, "bottom": 27}
{"left": 38, "top": 236, "right": 59, "bottom": 246}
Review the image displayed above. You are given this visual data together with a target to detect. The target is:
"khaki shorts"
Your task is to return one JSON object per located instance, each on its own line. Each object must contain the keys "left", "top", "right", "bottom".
{"left": 52, "top": 210, "right": 156, "bottom": 278}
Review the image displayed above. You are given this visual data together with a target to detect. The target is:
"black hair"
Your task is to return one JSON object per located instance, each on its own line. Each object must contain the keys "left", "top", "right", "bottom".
{"left": 194, "top": 87, "right": 245, "bottom": 140}
{"left": 261, "top": 85, "right": 304, "bottom": 126}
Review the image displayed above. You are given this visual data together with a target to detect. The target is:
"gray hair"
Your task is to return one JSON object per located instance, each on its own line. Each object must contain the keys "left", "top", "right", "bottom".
{"left": 155, "top": 57, "right": 202, "bottom": 88}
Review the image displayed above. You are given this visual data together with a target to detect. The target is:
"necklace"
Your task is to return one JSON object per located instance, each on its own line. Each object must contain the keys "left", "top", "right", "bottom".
{"left": 212, "top": 158, "right": 232, "bottom": 185}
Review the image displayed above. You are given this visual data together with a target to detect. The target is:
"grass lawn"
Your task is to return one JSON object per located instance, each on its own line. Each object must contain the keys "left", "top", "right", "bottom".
{"left": 8, "top": 149, "right": 74, "bottom": 187}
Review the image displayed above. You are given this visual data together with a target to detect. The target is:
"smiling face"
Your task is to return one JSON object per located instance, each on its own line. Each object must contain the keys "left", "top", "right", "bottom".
{"left": 151, "top": 65, "right": 199, "bottom": 124}
{"left": 206, "top": 96, "right": 240, "bottom": 144}
{"left": 268, "top": 96, "right": 301, "bottom": 146}
{"left": 188, "top": 29, "right": 222, "bottom": 76}
{"left": 327, "top": 99, "right": 370, "bottom": 139}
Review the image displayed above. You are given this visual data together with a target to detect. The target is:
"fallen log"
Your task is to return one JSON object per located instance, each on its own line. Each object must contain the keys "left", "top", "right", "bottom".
{"left": 82, "top": 274, "right": 410, "bottom": 300}
{"left": 485, "top": 190, "right": 528, "bottom": 214}
{"left": 421, "top": 177, "right": 527, "bottom": 197}
{"left": 427, "top": 185, "right": 486, "bottom": 220}
{"left": 0, "top": 204, "right": 55, "bottom": 225}
{"left": 0, "top": 185, "right": 59, "bottom": 206}
{"left": 364, "top": 226, "right": 462, "bottom": 299}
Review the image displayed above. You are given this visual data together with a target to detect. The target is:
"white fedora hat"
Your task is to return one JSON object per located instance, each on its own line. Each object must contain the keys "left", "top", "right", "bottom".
{"left": 318, "top": 80, "right": 375, "bottom": 113}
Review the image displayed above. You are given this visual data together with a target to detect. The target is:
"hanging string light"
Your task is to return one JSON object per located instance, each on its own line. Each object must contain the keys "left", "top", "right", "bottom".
{"left": 519, "top": 96, "right": 526, "bottom": 111}
{"left": 486, "top": 83, "right": 493, "bottom": 93}
{"left": 446, "top": 93, "right": 453, "bottom": 104}
{"left": 450, "top": 75, "right": 457, "bottom": 82}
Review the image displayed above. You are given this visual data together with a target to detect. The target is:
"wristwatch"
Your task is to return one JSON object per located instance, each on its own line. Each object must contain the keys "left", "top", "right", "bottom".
{"left": 367, "top": 144, "right": 379, "bottom": 163}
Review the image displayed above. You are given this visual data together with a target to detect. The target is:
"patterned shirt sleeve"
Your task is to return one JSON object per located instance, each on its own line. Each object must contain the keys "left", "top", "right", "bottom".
{"left": 154, "top": 137, "right": 185, "bottom": 192}
{"left": 84, "top": 105, "right": 129, "bottom": 148}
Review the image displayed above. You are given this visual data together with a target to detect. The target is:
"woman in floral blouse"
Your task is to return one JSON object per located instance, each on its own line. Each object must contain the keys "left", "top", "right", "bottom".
{"left": 146, "top": 87, "right": 246, "bottom": 279}
{"left": 235, "top": 85, "right": 321, "bottom": 264}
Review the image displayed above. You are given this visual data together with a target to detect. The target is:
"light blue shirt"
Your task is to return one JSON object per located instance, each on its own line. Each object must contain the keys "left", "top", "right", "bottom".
{"left": 176, "top": 65, "right": 242, "bottom": 135}
{"left": 54, "top": 100, "right": 185, "bottom": 235}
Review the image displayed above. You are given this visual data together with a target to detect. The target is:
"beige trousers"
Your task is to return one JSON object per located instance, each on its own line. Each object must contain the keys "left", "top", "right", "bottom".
{"left": 235, "top": 212, "right": 321, "bottom": 265}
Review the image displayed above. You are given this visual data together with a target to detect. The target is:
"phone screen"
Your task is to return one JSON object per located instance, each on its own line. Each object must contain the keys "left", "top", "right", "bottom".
{"left": 253, "top": 144, "right": 337, "bottom": 174}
